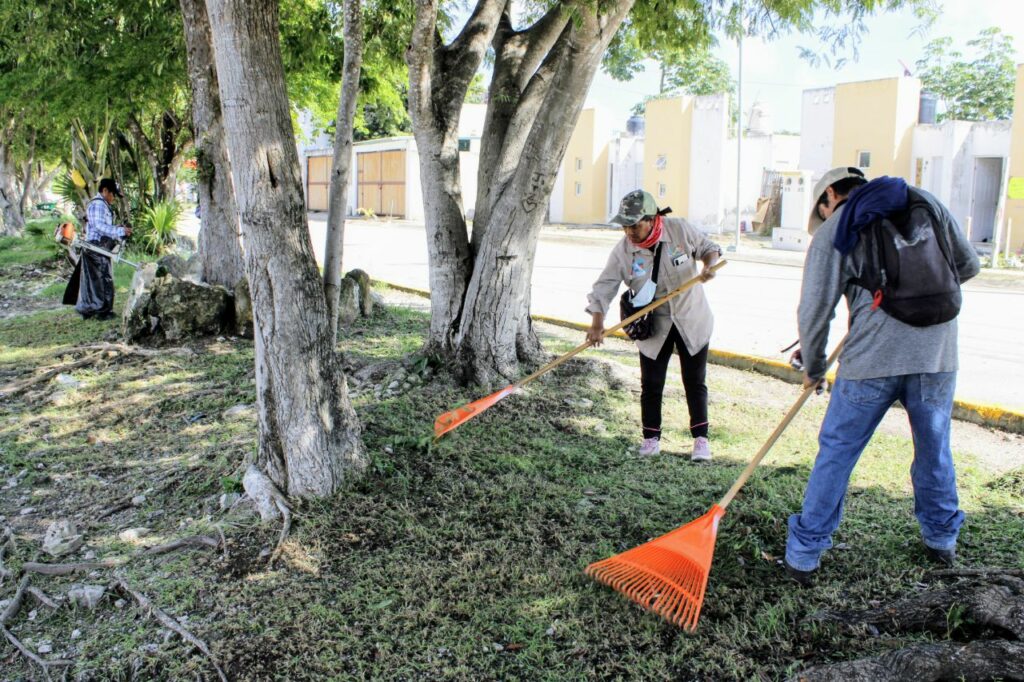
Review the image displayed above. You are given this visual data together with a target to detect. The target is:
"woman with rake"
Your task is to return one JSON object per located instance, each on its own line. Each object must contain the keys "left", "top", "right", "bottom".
{"left": 585, "top": 189, "right": 721, "bottom": 461}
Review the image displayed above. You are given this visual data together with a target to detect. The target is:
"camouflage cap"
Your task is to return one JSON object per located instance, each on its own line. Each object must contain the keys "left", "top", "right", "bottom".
{"left": 609, "top": 189, "right": 659, "bottom": 226}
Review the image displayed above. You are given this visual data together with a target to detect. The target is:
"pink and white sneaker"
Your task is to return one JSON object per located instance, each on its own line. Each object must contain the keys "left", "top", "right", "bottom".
{"left": 637, "top": 437, "right": 661, "bottom": 457}
{"left": 691, "top": 437, "right": 712, "bottom": 462}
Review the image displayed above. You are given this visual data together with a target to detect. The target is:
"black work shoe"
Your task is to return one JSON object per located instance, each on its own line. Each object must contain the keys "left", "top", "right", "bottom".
{"left": 784, "top": 559, "right": 816, "bottom": 587}
{"left": 924, "top": 544, "right": 956, "bottom": 568}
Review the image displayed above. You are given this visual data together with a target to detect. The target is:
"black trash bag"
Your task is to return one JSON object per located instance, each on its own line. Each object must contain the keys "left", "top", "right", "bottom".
{"left": 73, "top": 238, "right": 117, "bottom": 317}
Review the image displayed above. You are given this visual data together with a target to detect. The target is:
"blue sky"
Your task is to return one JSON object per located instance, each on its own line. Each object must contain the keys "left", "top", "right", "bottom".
{"left": 585, "top": 0, "right": 1024, "bottom": 133}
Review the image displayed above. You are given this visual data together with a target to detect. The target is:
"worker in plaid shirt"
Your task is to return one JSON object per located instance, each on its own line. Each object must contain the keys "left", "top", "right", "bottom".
{"left": 75, "top": 178, "right": 132, "bottom": 320}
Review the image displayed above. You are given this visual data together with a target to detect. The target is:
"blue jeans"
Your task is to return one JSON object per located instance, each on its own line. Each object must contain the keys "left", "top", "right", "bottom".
{"left": 785, "top": 372, "right": 963, "bottom": 571}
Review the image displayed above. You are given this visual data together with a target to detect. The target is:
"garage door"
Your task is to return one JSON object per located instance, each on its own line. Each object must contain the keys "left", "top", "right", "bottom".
{"left": 357, "top": 150, "right": 406, "bottom": 217}
{"left": 306, "top": 156, "right": 331, "bottom": 211}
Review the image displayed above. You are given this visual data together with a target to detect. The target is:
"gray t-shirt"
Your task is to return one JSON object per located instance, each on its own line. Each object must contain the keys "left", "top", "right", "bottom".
{"left": 798, "top": 188, "right": 980, "bottom": 381}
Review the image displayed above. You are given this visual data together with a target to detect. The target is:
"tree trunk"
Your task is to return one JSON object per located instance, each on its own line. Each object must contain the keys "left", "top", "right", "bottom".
{"left": 0, "top": 140, "right": 25, "bottom": 236}
{"left": 179, "top": 0, "right": 245, "bottom": 289}
{"left": 411, "top": 1, "right": 633, "bottom": 385}
{"left": 18, "top": 128, "right": 36, "bottom": 217}
{"left": 126, "top": 112, "right": 190, "bottom": 204}
{"left": 323, "top": 0, "right": 364, "bottom": 343}
{"left": 203, "top": 0, "right": 367, "bottom": 498}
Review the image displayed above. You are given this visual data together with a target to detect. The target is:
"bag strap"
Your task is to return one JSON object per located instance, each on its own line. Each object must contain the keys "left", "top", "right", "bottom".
{"left": 651, "top": 242, "right": 663, "bottom": 285}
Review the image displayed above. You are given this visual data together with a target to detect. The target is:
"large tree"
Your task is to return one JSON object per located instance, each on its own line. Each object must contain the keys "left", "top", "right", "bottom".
{"left": 915, "top": 26, "right": 1016, "bottom": 122}
{"left": 407, "top": 0, "right": 934, "bottom": 387}
{"left": 179, "top": 0, "right": 245, "bottom": 288}
{"left": 203, "top": 0, "right": 367, "bottom": 498}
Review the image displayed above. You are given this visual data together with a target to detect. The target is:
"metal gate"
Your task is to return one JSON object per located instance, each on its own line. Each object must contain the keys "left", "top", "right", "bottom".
{"left": 357, "top": 150, "right": 406, "bottom": 217}
{"left": 970, "top": 157, "right": 1003, "bottom": 242}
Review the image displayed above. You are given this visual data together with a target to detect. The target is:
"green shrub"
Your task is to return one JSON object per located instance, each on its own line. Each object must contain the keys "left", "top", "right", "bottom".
{"left": 136, "top": 200, "right": 183, "bottom": 255}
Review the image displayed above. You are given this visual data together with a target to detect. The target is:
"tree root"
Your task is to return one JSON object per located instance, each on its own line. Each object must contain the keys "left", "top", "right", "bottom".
{"left": 114, "top": 579, "right": 227, "bottom": 682}
{"left": 2, "top": 626, "right": 73, "bottom": 682}
{"left": 807, "top": 575, "right": 1024, "bottom": 640}
{"left": 242, "top": 465, "right": 292, "bottom": 566}
{"left": 23, "top": 559, "right": 123, "bottom": 576}
{"left": 793, "top": 575, "right": 1024, "bottom": 681}
{"left": 0, "top": 351, "right": 104, "bottom": 398}
{"left": 27, "top": 585, "right": 60, "bottom": 610}
{"left": 788, "top": 640, "right": 1024, "bottom": 682}
{"left": 144, "top": 535, "right": 220, "bottom": 557}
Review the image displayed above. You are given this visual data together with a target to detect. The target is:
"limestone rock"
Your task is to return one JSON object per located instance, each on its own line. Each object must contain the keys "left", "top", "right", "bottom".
{"left": 345, "top": 268, "right": 373, "bottom": 317}
{"left": 68, "top": 584, "right": 106, "bottom": 610}
{"left": 123, "top": 267, "right": 232, "bottom": 343}
{"left": 42, "top": 520, "right": 84, "bottom": 557}
{"left": 337, "top": 277, "right": 359, "bottom": 326}
{"left": 156, "top": 254, "right": 190, "bottom": 279}
{"left": 222, "top": 404, "right": 255, "bottom": 420}
{"left": 233, "top": 277, "right": 254, "bottom": 339}
{"left": 119, "top": 527, "right": 151, "bottom": 544}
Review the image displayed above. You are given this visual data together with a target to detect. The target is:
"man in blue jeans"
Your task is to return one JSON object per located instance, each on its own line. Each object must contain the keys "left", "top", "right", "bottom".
{"left": 784, "top": 167, "right": 980, "bottom": 585}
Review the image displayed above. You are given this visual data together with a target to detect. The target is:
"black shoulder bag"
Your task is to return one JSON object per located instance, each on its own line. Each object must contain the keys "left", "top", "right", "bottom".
{"left": 619, "top": 242, "right": 663, "bottom": 341}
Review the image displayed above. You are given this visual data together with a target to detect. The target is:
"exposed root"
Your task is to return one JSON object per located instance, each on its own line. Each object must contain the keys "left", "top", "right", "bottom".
{"left": 215, "top": 525, "right": 229, "bottom": 562}
{"left": 23, "top": 559, "right": 123, "bottom": 576}
{"left": 2, "top": 626, "right": 73, "bottom": 682}
{"left": 1, "top": 574, "right": 30, "bottom": 624}
{"left": 0, "top": 351, "right": 104, "bottom": 398}
{"left": 144, "top": 535, "right": 221, "bottom": 557}
{"left": 269, "top": 494, "right": 292, "bottom": 567}
{"left": 27, "top": 585, "right": 60, "bottom": 610}
{"left": 114, "top": 578, "right": 227, "bottom": 682}
{"left": 926, "top": 567, "right": 1024, "bottom": 579}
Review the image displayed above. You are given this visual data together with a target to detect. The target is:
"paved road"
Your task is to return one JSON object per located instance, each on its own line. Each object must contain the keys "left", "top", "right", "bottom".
{"left": 185, "top": 214, "right": 1023, "bottom": 410}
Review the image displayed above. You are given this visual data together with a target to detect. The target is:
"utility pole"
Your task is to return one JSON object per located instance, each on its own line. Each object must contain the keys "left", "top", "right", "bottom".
{"left": 733, "top": 0, "right": 744, "bottom": 252}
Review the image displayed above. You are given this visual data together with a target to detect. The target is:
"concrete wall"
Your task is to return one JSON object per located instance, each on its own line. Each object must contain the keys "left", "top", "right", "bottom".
{"left": 644, "top": 96, "right": 693, "bottom": 218}
{"left": 799, "top": 87, "right": 836, "bottom": 181}
{"left": 1006, "top": 64, "right": 1024, "bottom": 254}
{"left": 833, "top": 77, "right": 920, "bottom": 179}
{"left": 608, "top": 134, "right": 644, "bottom": 219}
{"left": 688, "top": 94, "right": 729, "bottom": 231}
{"left": 560, "top": 108, "right": 612, "bottom": 224}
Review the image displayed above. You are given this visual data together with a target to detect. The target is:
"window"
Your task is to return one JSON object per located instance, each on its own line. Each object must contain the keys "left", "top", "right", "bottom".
{"left": 574, "top": 182, "right": 583, "bottom": 196}
{"left": 857, "top": 151, "right": 871, "bottom": 168}
{"left": 458, "top": 138, "right": 471, "bottom": 152}
{"left": 575, "top": 158, "right": 583, "bottom": 171}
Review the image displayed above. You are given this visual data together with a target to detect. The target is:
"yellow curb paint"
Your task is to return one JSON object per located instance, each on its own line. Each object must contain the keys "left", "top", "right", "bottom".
{"left": 371, "top": 280, "right": 1024, "bottom": 434}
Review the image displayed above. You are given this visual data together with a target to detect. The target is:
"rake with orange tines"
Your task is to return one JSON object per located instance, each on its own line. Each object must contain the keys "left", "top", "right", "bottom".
{"left": 433, "top": 261, "right": 727, "bottom": 440}
{"left": 585, "top": 340, "right": 846, "bottom": 632}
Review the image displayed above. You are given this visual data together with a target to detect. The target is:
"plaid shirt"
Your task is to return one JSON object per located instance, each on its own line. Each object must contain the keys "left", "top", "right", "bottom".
{"left": 85, "top": 195, "right": 125, "bottom": 241}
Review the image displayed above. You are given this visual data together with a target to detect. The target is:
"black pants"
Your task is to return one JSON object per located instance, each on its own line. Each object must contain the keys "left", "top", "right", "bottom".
{"left": 75, "top": 238, "right": 116, "bottom": 317}
{"left": 640, "top": 325, "right": 709, "bottom": 440}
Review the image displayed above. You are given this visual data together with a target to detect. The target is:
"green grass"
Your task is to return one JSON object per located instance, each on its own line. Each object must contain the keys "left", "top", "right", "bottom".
{"left": 0, "top": 233, "right": 1021, "bottom": 680}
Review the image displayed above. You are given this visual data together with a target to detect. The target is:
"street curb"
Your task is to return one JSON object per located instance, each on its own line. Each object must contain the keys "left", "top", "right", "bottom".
{"left": 373, "top": 280, "right": 1024, "bottom": 435}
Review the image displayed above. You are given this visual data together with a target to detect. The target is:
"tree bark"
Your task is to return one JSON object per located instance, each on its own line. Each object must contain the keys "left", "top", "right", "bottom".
{"left": 203, "top": 0, "right": 367, "bottom": 498}
{"left": 180, "top": 0, "right": 245, "bottom": 288}
{"left": 410, "top": 0, "right": 634, "bottom": 385}
{"left": 407, "top": 0, "right": 505, "bottom": 357}
{"left": 323, "top": 0, "right": 364, "bottom": 343}
{"left": 18, "top": 128, "right": 36, "bottom": 217}
{"left": 0, "top": 144, "right": 24, "bottom": 236}
{"left": 125, "top": 112, "right": 189, "bottom": 203}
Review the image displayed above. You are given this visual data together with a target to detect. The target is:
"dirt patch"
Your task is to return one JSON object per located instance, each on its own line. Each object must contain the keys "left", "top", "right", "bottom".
{"left": 0, "top": 259, "right": 70, "bottom": 320}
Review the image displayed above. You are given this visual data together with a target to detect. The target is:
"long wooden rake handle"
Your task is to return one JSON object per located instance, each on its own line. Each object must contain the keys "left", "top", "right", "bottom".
{"left": 717, "top": 338, "right": 846, "bottom": 510}
{"left": 512, "top": 260, "right": 728, "bottom": 391}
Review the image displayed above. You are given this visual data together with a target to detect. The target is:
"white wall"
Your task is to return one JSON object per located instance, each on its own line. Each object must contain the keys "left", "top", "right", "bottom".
{"left": 608, "top": 134, "right": 644, "bottom": 218}
{"left": 716, "top": 133, "right": 801, "bottom": 234}
{"left": 799, "top": 88, "right": 836, "bottom": 181}
{"left": 688, "top": 94, "right": 729, "bottom": 231}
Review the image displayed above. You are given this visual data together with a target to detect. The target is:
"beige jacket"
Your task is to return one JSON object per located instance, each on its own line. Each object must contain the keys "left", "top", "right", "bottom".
{"left": 586, "top": 217, "right": 721, "bottom": 359}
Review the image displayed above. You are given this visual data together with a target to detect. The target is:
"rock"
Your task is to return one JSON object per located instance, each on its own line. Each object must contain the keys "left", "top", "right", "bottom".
{"left": 222, "top": 404, "right": 254, "bottom": 420}
{"left": 68, "top": 585, "right": 106, "bottom": 610}
{"left": 345, "top": 269, "right": 373, "bottom": 317}
{"left": 123, "top": 265, "right": 232, "bottom": 343}
{"left": 156, "top": 254, "right": 190, "bottom": 279}
{"left": 564, "top": 397, "right": 594, "bottom": 410}
{"left": 19, "top": 507, "right": 35, "bottom": 515}
{"left": 492, "top": 643, "right": 504, "bottom": 652}
{"left": 370, "top": 291, "right": 385, "bottom": 307}
{"left": 54, "top": 373, "right": 82, "bottom": 389}
{"left": 71, "top": 629, "right": 82, "bottom": 640}
{"left": 336, "top": 277, "right": 360, "bottom": 326}
{"left": 37, "top": 642, "right": 52, "bottom": 654}
{"left": 233, "top": 278, "right": 254, "bottom": 339}
{"left": 242, "top": 465, "right": 284, "bottom": 522}
{"left": 114, "top": 599, "right": 126, "bottom": 609}
{"left": 219, "top": 493, "right": 241, "bottom": 510}
{"left": 42, "top": 520, "right": 85, "bottom": 557}
{"left": 131, "top": 494, "right": 147, "bottom": 506}
{"left": 119, "top": 527, "right": 151, "bottom": 543}
{"left": 387, "top": 380, "right": 400, "bottom": 390}
{"left": 83, "top": 550, "right": 96, "bottom": 560}
{"left": 28, "top": 608, "right": 37, "bottom": 621}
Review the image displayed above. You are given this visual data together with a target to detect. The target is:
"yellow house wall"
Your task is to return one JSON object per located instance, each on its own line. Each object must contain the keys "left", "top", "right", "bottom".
{"left": 832, "top": 77, "right": 920, "bottom": 180}
{"left": 1006, "top": 64, "right": 1024, "bottom": 254}
{"left": 643, "top": 96, "right": 693, "bottom": 217}
{"left": 560, "top": 109, "right": 610, "bottom": 224}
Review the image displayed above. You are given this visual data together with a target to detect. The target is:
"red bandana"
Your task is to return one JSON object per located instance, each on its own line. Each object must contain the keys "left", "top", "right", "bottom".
{"left": 629, "top": 215, "right": 663, "bottom": 250}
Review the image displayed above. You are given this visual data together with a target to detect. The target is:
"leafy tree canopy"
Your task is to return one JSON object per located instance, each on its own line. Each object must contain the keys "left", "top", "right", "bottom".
{"left": 915, "top": 26, "right": 1016, "bottom": 122}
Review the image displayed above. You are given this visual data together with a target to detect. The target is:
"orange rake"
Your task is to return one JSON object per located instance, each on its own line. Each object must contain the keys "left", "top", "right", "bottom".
{"left": 433, "top": 261, "right": 727, "bottom": 440}
{"left": 585, "top": 340, "right": 846, "bottom": 632}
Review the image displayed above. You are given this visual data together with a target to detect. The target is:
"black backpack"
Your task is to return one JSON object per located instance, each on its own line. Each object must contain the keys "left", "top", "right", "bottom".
{"left": 851, "top": 189, "right": 961, "bottom": 327}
